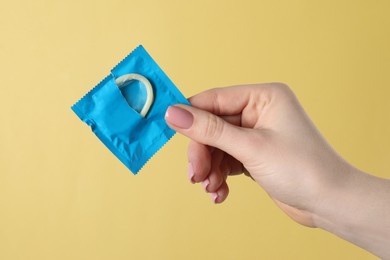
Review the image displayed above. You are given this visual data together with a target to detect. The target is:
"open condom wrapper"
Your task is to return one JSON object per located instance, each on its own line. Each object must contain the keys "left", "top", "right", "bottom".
{"left": 71, "top": 45, "right": 190, "bottom": 174}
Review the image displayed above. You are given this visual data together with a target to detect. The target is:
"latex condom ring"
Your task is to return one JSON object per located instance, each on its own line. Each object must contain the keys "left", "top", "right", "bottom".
{"left": 115, "top": 73, "right": 154, "bottom": 118}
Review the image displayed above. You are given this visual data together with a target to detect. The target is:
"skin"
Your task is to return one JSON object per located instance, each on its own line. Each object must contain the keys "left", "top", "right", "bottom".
{"left": 164, "top": 83, "right": 390, "bottom": 258}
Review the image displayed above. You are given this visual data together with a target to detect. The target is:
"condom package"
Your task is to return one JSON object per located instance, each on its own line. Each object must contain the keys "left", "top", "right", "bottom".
{"left": 72, "top": 45, "right": 190, "bottom": 174}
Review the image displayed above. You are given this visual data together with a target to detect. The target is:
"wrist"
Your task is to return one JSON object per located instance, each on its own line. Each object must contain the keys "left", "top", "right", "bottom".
{"left": 312, "top": 164, "right": 390, "bottom": 258}
{"left": 312, "top": 164, "right": 360, "bottom": 229}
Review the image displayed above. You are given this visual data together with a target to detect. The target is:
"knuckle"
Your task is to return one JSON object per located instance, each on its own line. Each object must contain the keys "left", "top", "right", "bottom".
{"left": 267, "top": 82, "right": 296, "bottom": 101}
{"left": 208, "top": 174, "right": 224, "bottom": 192}
{"left": 273, "top": 82, "right": 290, "bottom": 90}
{"left": 270, "top": 82, "right": 291, "bottom": 94}
{"left": 203, "top": 114, "right": 224, "bottom": 142}
{"left": 210, "top": 90, "right": 222, "bottom": 115}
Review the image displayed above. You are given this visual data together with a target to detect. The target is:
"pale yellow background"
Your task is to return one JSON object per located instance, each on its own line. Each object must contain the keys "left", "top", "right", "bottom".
{"left": 0, "top": 0, "right": 389, "bottom": 259}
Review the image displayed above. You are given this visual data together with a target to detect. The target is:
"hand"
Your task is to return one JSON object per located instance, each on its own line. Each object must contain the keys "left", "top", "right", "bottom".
{"left": 165, "top": 83, "right": 349, "bottom": 227}
{"left": 165, "top": 83, "right": 390, "bottom": 258}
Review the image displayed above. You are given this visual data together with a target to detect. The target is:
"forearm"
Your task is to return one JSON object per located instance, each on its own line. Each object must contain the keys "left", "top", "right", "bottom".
{"left": 313, "top": 167, "right": 390, "bottom": 258}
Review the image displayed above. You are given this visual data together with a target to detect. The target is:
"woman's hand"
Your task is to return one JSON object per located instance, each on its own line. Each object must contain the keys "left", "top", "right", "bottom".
{"left": 165, "top": 83, "right": 390, "bottom": 258}
{"left": 165, "top": 83, "right": 348, "bottom": 226}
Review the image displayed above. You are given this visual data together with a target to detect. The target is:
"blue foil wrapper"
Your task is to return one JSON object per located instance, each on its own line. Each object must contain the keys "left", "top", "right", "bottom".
{"left": 72, "top": 45, "right": 190, "bottom": 174}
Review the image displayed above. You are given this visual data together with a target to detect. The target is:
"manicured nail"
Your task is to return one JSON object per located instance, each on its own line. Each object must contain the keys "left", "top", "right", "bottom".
{"left": 210, "top": 192, "right": 218, "bottom": 203}
{"left": 188, "top": 163, "right": 195, "bottom": 184}
{"left": 165, "top": 106, "right": 194, "bottom": 129}
{"left": 202, "top": 178, "right": 210, "bottom": 192}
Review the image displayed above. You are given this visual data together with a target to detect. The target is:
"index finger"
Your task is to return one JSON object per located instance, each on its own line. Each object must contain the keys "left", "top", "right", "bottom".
{"left": 188, "top": 84, "right": 263, "bottom": 116}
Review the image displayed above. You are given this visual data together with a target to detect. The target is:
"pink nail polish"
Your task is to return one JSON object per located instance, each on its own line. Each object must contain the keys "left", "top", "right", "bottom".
{"left": 202, "top": 179, "right": 210, "bottom": 192}
{"left": 210, "top": 192, "right": 218, "bottom": 203}
{"left": 165, "top": 106, "right": 194, "bottom": 129}
{"left": 188, "top": 163, "right": 195, "bottom": 183}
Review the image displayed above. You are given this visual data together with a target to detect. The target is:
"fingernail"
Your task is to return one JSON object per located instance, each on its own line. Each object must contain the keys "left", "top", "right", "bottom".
{"left": 202, "top": 178, "right": 210, "bottom": 192}
{"left": 210, "top": 192, "right": 218, "bottom": 203}
{"left": 165, "top": 106, "right": 194, "bottom": 129}
{"left": 188, "top": 163, "right": 195, "bottom": 184}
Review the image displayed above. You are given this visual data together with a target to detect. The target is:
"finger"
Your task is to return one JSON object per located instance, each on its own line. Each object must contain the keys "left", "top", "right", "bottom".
{"left": 219, "top": 152, "right": 245, "bottom": 177}
{"left": 188, "top": 83, "right": 290, "bottom": 117}
{"left": 211, "top": 181, "right": 229, "bottom": 204}
{"left": 221, "top": 114, "right": 242, "bottom": 127}
{"left": 165, "top": 105, "right": 256, "bottom": 163}
{"left": 187, "top": 140, "right": 211, "bottom": 183}
{"left": 203, "top": 149, "right": 225, "bottom": 193}
{"left": 188, "top": 85, "right": 257, "bottom": 116}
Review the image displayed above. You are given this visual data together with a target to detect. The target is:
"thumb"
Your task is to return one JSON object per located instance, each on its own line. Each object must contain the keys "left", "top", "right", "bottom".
{"left": 165, "top": 105, "right": 252, "bottom": 161}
